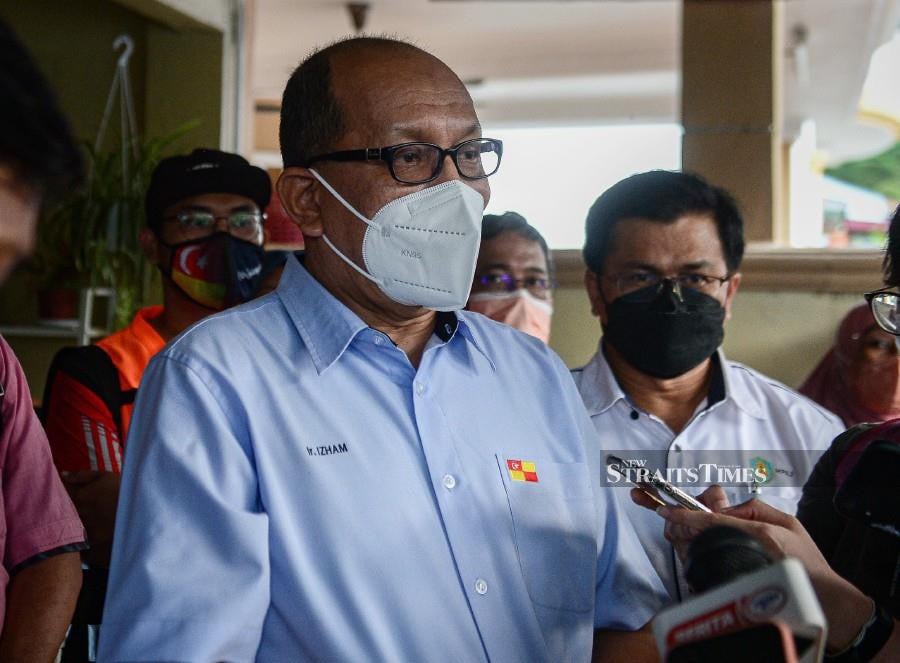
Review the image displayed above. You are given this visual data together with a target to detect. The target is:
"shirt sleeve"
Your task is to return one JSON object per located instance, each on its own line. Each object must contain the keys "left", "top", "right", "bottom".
{"left": 97, "top": 352, "right": 270, "bottom": 662}
{"left": 43, "top": 347, "right": 124, "bottom": 473}
{"left": 45, "top": 370, "right": 123, "bottom": 472}
{"left": 0, "top": 337, "right": 86, "bottom": 571}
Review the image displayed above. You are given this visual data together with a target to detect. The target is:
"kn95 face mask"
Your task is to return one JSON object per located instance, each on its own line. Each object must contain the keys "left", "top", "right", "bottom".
{"left": 310, "top": 169, "right": 485, "bottom": 311}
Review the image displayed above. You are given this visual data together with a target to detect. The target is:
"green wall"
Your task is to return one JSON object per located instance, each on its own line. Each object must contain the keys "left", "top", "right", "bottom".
{"left": 144, "top": 22, "right": 222, "bottom": 149}
{"left": 0, "top": 0, "right": 149, "bottom": 144}
{"left": 0, "top": 0, "right": 222, "bottom": 150}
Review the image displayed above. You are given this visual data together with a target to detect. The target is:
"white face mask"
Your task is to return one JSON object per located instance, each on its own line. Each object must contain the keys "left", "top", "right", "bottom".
{"left": 310, "top": 169, "right": 485, "bottom": 311}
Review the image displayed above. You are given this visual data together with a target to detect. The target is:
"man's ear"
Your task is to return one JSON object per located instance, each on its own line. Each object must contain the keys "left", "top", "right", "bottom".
{"left": 277, "top": 167, "right": 323, "bottom": 238}
{"left": 139, "top": 228, "right": 160, "bottom": 266}
{"left": 723, "top": 271, "right": 741, "bottom": 322}
{"left": 584, "top": 268, "right": 608, "bottom": 324}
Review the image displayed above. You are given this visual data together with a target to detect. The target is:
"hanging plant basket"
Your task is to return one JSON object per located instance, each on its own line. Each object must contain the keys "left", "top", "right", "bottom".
{"left": 27, "top": 34, "right": 196, "bottom": 329}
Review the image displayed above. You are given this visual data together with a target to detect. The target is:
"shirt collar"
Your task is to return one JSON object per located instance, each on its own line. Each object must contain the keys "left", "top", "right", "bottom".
{"left": 578, "top": 343, "right": 764, "bottom": 420}
{"left": 452, "top": 311, "right": 496, "bottom": 371}
{"left": 577, "top": 341, "right": 628, "bottom": 416}
{"left": 277, "top": 255, "right": 494, "bottom": 373}
{"left": 714, "top": 349, "right": 765, "bottom": 420}
{"left": 277, "top": 255, "right": 369, "bottom": 374}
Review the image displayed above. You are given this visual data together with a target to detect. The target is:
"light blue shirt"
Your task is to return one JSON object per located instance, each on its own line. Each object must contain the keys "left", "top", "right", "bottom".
{"left": 99, "top": 256, "right": 665, "bottom": 662}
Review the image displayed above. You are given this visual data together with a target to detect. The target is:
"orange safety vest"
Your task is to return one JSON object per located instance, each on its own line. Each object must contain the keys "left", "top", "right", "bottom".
{"left": 95, "top": 305, "right": 166, "bottom": 440}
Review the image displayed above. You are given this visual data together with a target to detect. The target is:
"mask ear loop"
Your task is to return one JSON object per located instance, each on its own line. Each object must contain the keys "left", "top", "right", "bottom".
{"left": 308, "top": 169, "right": 386, "bottom": 288}
{"left": 320, "top": 233, "right": 384, "bottom": 287}
{"left": 308, "top": 169, "right": 379, "bottom": 229}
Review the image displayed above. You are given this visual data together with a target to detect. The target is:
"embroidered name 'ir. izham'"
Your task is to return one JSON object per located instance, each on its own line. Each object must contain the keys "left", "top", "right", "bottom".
{"left": 306, "top": 443, "right": 349, "bottom": 457}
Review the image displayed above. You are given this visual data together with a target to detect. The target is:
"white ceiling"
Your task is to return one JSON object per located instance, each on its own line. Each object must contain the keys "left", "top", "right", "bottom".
{"left": 783, "top": 0, "right": 900, "bottom": 161}
{"left": 250, "top": 0, "right": 900, "bottom": 163}
{"left": 251, "top": 0, "right": 679, "bottom": 126}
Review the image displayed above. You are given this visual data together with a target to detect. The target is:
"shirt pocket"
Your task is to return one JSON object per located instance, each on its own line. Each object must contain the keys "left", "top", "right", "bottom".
{"left": 495, "top": 454, "right": 596, "bottom": 613}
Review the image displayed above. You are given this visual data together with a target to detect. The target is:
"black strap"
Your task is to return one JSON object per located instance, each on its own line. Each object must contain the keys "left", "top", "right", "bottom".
{"left": 120, "top": 388, "right": 137, "bottom": 406}
{"left": 825, "top": 601, "right": 895, "bottom": 663}
{"left": 42, "top": 345, "right": 127, "bottom": 435}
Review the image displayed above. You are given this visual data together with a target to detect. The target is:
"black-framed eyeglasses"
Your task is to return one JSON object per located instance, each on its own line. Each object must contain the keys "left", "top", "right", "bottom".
{"left": 475, "top": 272, "right": 553, "bottom": 299}
{"left": 306, "top": 138, "right": 503, "bottom": 184}
{"left": 609, "top": 271, "right": 731, "bottom": 299}
{"left": 865, "top": 288, "right": 900, "bottom": 335}
{"left": 162, "top": 210, "right": 265, "bottom": 243}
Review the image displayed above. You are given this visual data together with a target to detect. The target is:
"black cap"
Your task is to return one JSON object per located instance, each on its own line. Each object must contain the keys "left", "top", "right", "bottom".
{"left": 146, "top": 148, "right": 272, "bottom": 231}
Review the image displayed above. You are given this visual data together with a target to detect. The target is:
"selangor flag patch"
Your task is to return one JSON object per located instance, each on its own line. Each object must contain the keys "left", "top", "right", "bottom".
{"left": 507, "top": 459, "right": 539, "bottom": 483}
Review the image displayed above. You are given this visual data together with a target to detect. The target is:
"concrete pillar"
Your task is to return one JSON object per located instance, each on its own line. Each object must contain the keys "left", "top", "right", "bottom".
{"left": 681, "top": 0, "right": 784, "bottom": 244}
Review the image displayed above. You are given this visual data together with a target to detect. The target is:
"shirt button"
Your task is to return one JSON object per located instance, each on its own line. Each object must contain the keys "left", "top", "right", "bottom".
{"left": 414, "top": 381, "right": 425, "bottom": 395}
{"left": 474, "top": 578, "right": 488, "bottom": 595}
{"left": 442, "top": 474, "right": 456, "bottom": 490}
{"left": 373, "top": 335, "right": 383, "bottom": 345}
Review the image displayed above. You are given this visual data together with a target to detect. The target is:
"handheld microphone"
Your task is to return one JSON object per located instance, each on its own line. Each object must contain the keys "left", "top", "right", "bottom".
{"left": 684, "top": 525, "right": 772, "bottom": 592}
{"left": 652, "top": 526, "right": 827, "bottom": 663}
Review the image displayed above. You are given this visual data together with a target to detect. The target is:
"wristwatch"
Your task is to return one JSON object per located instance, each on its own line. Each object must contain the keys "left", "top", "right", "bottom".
{"left": 825, "top": 601, "right": 895, "bottom": 663}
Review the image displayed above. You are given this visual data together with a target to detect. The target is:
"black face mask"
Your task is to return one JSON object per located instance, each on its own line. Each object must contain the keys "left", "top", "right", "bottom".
{"left": 603, "top": 281, "right": 725, "bottom": 379}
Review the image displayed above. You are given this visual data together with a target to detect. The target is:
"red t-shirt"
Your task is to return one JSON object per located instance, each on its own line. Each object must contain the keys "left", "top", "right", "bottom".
{"left": 45, "top": 306, "right": 166, "bottom": 473}
{"left": 0, "top": 335, "right": 86, "bottom": 625}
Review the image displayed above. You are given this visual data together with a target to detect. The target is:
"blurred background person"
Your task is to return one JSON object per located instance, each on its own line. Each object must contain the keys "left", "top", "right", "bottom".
{"left": 800, "top": 302, "right": 900, "bottom": 427}
{"left": 467, "top": 211, "right": 554, "bottom": 342}
{"left": 0, "top": 17, "right": 87, "bottom": 662}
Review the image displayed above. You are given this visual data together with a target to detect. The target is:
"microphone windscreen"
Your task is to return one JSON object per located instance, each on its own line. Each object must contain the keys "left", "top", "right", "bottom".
{"left": 685, "top": 525, "right": 773, "bottom": 593}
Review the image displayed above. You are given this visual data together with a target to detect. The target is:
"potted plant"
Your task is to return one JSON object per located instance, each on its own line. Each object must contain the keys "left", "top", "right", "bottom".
{"left": 30, "top": 124, "right": 195, "bottom": 329}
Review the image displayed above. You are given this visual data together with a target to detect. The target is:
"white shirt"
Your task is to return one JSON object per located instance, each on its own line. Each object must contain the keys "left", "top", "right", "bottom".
{"left": 572, "top": 344, "right": 845, "bottom": 602}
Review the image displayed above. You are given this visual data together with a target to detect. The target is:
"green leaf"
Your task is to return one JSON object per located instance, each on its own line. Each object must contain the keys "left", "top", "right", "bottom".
{"left": 29, "top": 122, "right": 198, "bottom": 329}
{"left": 827, "top": 141, "right": 900, "bottom": 200}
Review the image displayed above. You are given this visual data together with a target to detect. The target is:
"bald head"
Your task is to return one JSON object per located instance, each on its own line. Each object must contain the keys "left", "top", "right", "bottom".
{"left": 280, "top": 37, "right": 471, "bottom": 168}
{"left": 275, "top": 36, "right": 489, "bottom": 320}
